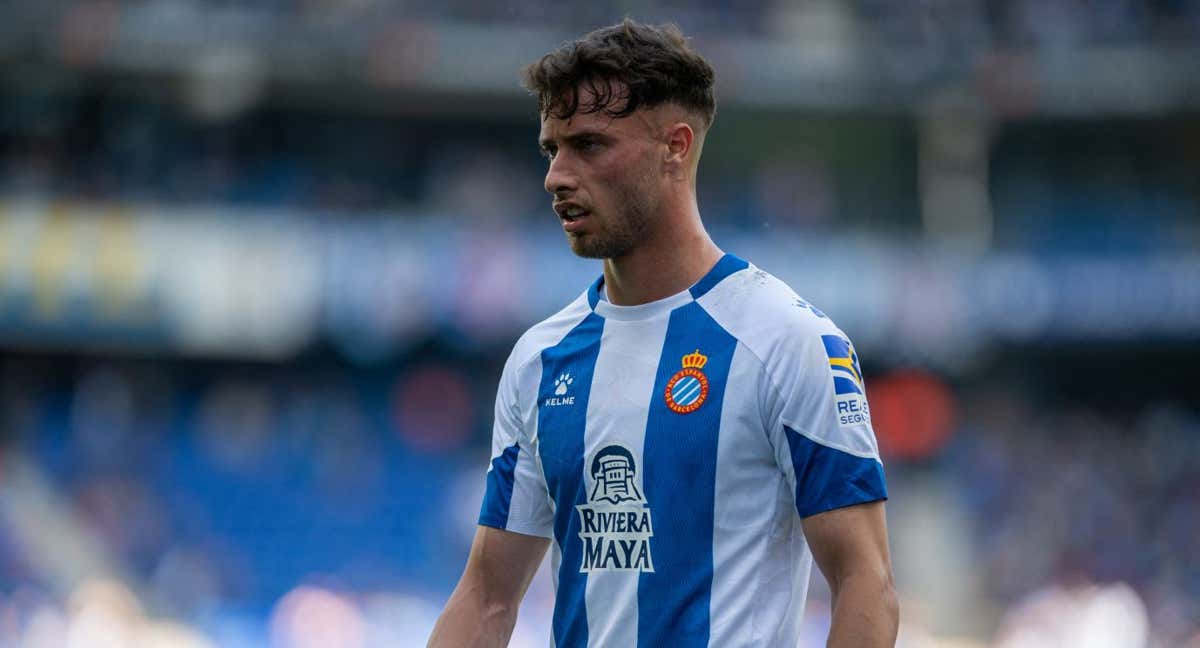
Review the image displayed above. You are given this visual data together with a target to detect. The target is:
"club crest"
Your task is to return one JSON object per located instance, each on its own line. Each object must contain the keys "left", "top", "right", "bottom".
{"left": 664, "top": 349, "right": 709, "bottom": 414}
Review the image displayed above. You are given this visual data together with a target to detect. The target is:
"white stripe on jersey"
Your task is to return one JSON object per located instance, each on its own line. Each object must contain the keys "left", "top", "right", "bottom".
{"left": 582, "top": 314, "right": 671, "bottom": 647}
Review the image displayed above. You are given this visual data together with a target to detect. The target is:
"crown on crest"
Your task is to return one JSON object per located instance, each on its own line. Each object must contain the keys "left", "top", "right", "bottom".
{"left": 681, "top": 349, "right": 708, "bottom": 370}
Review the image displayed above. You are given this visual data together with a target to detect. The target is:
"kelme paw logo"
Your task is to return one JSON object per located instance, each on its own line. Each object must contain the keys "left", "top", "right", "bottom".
{"left": 554, "top": 373, "right": 573, "bottom": 395}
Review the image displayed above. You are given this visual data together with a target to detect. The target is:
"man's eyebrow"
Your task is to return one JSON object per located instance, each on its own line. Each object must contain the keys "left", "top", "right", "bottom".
{"left": 539, "top": 130, "right": 611, "bottom": 151}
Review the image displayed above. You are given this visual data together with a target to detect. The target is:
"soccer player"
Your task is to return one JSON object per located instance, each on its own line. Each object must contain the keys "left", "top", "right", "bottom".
{"left": 429, "top": 18, "right": 897, "bottom": 648}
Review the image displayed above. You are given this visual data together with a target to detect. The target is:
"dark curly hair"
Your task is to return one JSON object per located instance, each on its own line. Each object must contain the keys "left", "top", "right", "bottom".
{"left": 522, "top": 18, "right": 716, "bottom": 129}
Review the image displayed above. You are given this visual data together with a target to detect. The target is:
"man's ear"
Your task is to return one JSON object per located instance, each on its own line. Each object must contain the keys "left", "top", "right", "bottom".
{"left": 664, "top": 122, "right": 695, "bottom": 166}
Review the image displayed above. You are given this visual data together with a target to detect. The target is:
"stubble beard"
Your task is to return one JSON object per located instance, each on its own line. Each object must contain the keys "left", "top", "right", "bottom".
{"left": 567, "top": 174, "right": 658, "bottom": 260}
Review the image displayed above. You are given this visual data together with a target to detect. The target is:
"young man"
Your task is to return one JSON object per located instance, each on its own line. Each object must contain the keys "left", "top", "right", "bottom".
{"left": 429, "top": 19, "right": 897, "bottom": 648}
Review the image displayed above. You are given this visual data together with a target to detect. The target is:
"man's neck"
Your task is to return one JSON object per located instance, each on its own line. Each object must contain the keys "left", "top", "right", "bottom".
{"left": 601, "top": 217, "right": 723, "bottom": 307}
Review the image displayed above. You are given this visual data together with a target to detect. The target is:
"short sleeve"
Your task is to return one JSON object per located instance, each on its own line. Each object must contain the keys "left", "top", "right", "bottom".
{"left": 764, "top": 326, "right": 888, "bottom": 519}
{"left": 478, "top": 348, "right": 555, "bottom": 538}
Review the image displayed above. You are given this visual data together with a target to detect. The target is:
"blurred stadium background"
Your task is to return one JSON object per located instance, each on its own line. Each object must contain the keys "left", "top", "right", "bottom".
{"left": 1, "top": 1, "right": 1199, "bottom": 647}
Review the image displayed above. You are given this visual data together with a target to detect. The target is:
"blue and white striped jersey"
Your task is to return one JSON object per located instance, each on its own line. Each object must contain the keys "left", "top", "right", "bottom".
{"left": 479, "top": 254, "right": 887, "bottom": 647}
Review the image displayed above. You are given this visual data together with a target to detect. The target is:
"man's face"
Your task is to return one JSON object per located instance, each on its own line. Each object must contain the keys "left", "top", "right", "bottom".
{"left": 538, "top": 86, "right": 663, "bottom": 259}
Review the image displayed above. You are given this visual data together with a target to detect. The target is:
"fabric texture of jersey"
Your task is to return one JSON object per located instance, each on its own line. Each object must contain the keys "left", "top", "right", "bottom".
{"left": 479, "top": 254, "right": 887, "bottom": 647}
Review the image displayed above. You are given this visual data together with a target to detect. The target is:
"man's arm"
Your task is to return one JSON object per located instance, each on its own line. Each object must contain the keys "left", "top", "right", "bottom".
{"left": 428, "top": 525, "right": 551, "bottom": 648}
{"left": 802, "top": 500, "right": 899, "bottom": 648}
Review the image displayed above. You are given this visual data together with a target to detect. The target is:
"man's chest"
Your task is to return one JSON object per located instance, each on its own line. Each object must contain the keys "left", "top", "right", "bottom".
{"left": 529, "top": 315, "right": 774, "bottom": 517}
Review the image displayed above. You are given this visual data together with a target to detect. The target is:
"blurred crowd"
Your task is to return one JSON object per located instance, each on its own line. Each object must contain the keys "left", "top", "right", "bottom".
{"left": 0, "top": 92, "right": 540, "bottom": 217}
{"left": 3, "top": 87, "right": 1197, "bottom": 251}
{"left": 8, "top": 0, "right": 1200, "bottom": 42}
{"left": 0, "top": 352, "right": 1196, "bottom": 646}
{"left": 0, "top": 87, "right": 873, "bottom": 231}
{"left": 947, "top": 388, "right": 1200, "bottom": 644}
{"left": 0, "top": 2, "right": 1197, "bottom": 647}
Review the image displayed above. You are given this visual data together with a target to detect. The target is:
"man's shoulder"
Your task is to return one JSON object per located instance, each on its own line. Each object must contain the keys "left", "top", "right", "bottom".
{"left": 701, "top": 263, "right": 861, "bottom": 421}
{"left": 698, "top": 262, "right": 844, "bottom": 350}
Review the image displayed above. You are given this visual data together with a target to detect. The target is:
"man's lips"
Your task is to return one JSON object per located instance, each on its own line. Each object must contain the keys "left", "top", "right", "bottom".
{"left": 561, "top": 211, "right": 590, "bottom": 233}
{"left": 561, "top": 213, "right": 590, "bottom": 231}
{"left": 554, "top": 202, "right": 591, "bottom": 232}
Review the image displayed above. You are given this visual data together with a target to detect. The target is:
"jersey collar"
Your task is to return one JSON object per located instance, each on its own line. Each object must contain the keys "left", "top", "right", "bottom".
{"left": 586, "top": 253, "right": 749, "bottom": 321}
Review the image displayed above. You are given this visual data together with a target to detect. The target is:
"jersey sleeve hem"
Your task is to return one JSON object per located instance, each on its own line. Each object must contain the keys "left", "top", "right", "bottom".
{"left": 476, "top": 516, "right": 555, "bottom": 539}
{"left": 797, "top": 487, "right": 888, "bottom": 519}
{"left": 785, "top": 425, "right": 889, "bottom": 519}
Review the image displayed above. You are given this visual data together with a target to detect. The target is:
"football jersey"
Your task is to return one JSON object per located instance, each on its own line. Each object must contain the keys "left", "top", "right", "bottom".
{"left": 478, "top": 254, "right": 887, "bottom": 647}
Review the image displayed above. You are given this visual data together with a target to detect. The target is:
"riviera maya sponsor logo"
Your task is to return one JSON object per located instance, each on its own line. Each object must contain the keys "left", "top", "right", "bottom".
{"left": 664, "top": 349, "right": 709, "bottom": 414}
{"left": 577, "top": 444, "right": 654, "bottom": 573}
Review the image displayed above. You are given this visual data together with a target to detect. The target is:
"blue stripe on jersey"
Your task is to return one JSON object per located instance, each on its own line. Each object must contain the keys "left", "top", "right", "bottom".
{"left": 638, "top": 302, "right": 738, "bottom": 648}
{"left": 537, "top": 312, "right": 605, "bottom": 648}
{"left": 478, "top": 441, "right": 521, "bottom": 529}
{"left": 783, "top": 425, "right": 888, "bottom": 518}
{"left": 688, "top": 253, "right": 749, "bottom": 300}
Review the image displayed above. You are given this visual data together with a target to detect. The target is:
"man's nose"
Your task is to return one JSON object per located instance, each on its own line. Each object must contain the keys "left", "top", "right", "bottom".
{"left": 544, "top": 153, "right": 577, "bottom": 195}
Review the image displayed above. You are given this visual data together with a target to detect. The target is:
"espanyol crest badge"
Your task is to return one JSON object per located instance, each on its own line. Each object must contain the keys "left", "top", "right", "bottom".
{"left": 664, "top": 349, "right": 709, "bottom": 414}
